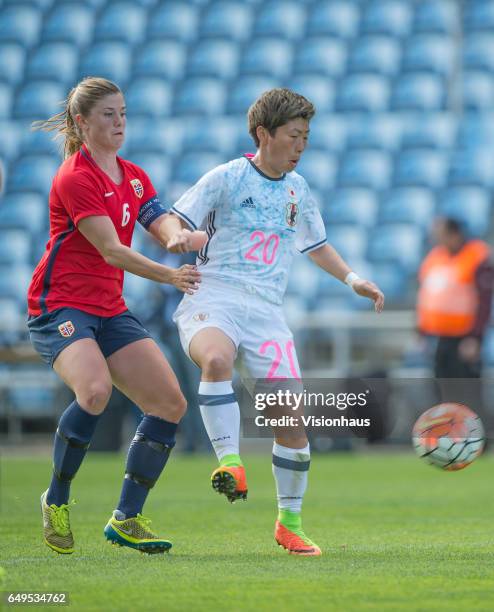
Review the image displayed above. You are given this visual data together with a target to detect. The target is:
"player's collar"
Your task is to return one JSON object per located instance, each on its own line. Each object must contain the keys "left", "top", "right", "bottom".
{"left": 244, "top": 154, "right": 286, "bottom": 181}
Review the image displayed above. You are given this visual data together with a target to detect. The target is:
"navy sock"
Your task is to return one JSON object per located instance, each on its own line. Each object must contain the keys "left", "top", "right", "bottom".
{"left": 117, "top": 415, "right": 177, "bottom": 519}
{"left": 46, "top": 400, "right": 100, "bottom": 506}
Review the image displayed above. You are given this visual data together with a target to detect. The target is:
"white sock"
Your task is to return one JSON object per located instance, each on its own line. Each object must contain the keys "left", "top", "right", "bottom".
{"left": 198, "top": 381, "right": 240, "bottom": 463}
{"left": 272, "top": 442, "right": 310, "bottom": 513}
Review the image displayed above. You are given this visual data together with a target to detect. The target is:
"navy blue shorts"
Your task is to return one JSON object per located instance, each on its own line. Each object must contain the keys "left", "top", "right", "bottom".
{"left": 27, "top": 307, "right": 152, "bottom": 367}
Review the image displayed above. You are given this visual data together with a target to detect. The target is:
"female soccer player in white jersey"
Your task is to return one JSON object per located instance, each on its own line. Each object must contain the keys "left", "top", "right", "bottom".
{"left": 162, "top": 89, "right": 384, "bottom": 556}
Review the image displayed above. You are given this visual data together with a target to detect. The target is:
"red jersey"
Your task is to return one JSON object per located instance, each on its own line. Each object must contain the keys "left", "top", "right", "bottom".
{"left": 28, "top": 145, "right": 166, "bottom": 317}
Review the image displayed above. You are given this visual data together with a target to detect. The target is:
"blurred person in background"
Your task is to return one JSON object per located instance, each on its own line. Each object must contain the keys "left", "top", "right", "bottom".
{"left": 417, "top": 217, "right": 493, "bottom": 379}
{"left": 27, "top": 76, "right": 202, "bottom": 556}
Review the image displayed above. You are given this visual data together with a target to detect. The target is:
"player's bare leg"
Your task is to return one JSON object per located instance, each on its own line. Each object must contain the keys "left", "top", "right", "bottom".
{"left": 103, "top": 338, "right": 186, "bottom": 553}
{"left": 190, "top": 328, "right": 247, "bottom": 502}
{"left": 42, "top": 339, "right": 112, "bottom": 553}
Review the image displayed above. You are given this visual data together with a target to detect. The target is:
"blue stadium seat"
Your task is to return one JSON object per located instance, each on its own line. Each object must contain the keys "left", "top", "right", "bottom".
{"left": 133, "top": 41, "right": 186, "bottom": 81}
{"left": 400, "top": 114, "right": 455, "bottom": 149}
{"left": 285, "top": 257, "right": 320, "bottom": 301}
{"left": 367, "top": 224, "right": 424, "bottom": 272}
{"left": 7, "top": 384, "right": 58, "bottom": 417}
{"left": 360, "top": 1, "right": 412, "bottom": 37}
{"left": 463, "top": 35, "right": 494, "bottom": 73}
{"left": 0, "top": 84, "right": 13, "bottom": 120}
{"left": 187, "top": 40, "right": 239, "bottom": 79}
{"left": 94, "top": 3, "right": 147, "bottom": 45}
{"left": 306, "top": 1, "right": 359, "bottom": 39}
{"left": 0, "top": 44, "right": 26, "bottom": 85}
{"left": 0, "top": 264, "right": 32, "bottom": 302}
{"left": 7, "top": 155, "right": 58, "bottom": 196}
{"left": 226, "top": 76, "right": 280, "bottom": 115}
{"left": 448, "top": 149, "right": 494, "bottom": 188}
{"left": 125, "top": 79, "right": 173, "bottom": 118}
{"left": 347, "top": 37, "right": 401, "bottom": 77}
{"left": 464, "top": 1, "right": 494, "bottom": 31}
{"left": 456, "top": 114, "right": 494, "bottom": 149}
{"left": 26, "top": 43, "right": 78, "bottom": 85}
{"left": 126, "top": 118, "right": 182, "bottom": 157}
{"left": 0, "top": 6, "right": 41, "bottom": 47}
{"left": 173, "top": 78, "right": 226, "bottom": 116}
{"left": 42, "top": 5, "right": 94, "bottom": 47}
{"left": 335, "top": 75, "right": 389, "bottom": 113}
{"left": 3, "top": 0, "right": 54, "bottom": 9}
{"left": 292, "top": 38, "right": 346, "bottom": 78}
{"left": 286, "top": 76, "right": 334, "bottom": 113}
{"left": 402, "top": 35, "right": 455, "bottom": 77}
{"left": 390, "top": 73, "right": 445, "bottom": 111}
{"left": 253, "top": 2, "right": 307, "bottom": 41}
{"left": 338, "top": 150, "right": 391, "bottom": 190}
{"left": 0, "top": 298, "right": 22, "bottom": 345}
{"left": 79, "top": 43, "right": 131, "bottom": 87}
{"left": 438, "top": 186, "right": 491, "bottom": 237}
{"left": 345, "top": 115, "right": 401, "bottom": 151}
{"left": 20, "top": 129, "right": 60, "bottom": 157}
{"left": 125, "top": 152, "right": 170, "bottom": 195}
{"left": 147, "top": 3, "right": 198, "bottom": 42}
{"left": 199, "top": 1, "right": 252, "bottom": 41}
{"left": 123, "top": 272, "right": 154, "bottom": 312}
{"left": 0, "top": 193, "right": 45, "bottom": 233}
{"left": 325, "top": 188, "right": 378, "bottom": 227}
{"left": 13, "top": 81, "right": 65, "bottom": 120}
{"left": 295, "top": 151, "right": 337, "bottom": 192}
{"left": 182, "top": 118, "right": 236, "bottom": 155}
{"left": 413, "top": 0, "right": 459, "bottom": 35}
{"left": 462, "top": 72, "right": 494, "bottom": 111}
{"left": 239, "top": 38, "right": 293, "bottom": 78}
{"left": 0, "top": 121, "right": 20, "bottom": 161}
{"left": 172, "top": 153, "right": 224, "bottom": 185}
{"left": 481, "top": 328, "right": 494, "bottom": 367}
{"left": 0, "top": 230, "right": 31, "bottom": 265}
{"left": 378, "top": 187, "right": 435, "bottom": 228}
{"left": 393, "top": 149, "right": 448, "bottom": 189}
{"left": 307, "top": 114, "right": 347, "bottom": 153}
{"left": 325, "top": 224, "right": 368, "bottom": 261}
{"left": 366, "top": 262, "right": 409, "bottom": 302}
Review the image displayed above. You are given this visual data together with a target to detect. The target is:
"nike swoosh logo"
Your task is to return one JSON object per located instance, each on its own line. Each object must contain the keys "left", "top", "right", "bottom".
{"left": 116, "top": 525, "right": 134, "bottom": 536}
{"left": 104, "top": 192, "right": 114, "bottom": 197}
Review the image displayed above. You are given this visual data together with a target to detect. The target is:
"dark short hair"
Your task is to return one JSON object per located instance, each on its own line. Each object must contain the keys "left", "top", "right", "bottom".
{"left": 247, "top": 88, "right": 315, "bottom": 147}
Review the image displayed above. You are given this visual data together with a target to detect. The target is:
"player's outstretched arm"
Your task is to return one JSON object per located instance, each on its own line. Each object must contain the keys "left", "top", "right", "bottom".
{"left": 78, "top": 215, "right": 201, "bottom": 294}
{"left": 308, "top": 243, "right": 385, "bottom": 313}
{"left": 151, "top": 213, "right": 207, "bottom": 253}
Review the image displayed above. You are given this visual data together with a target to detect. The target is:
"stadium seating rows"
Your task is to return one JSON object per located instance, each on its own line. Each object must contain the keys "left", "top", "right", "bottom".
{"left": 0, "top": 0, "right": 492, "bottom": 320}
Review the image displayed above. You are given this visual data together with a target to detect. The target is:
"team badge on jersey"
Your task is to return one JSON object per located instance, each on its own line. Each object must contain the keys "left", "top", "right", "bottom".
{"left": 58, "top": 321, "right": 75, "bottom": 337}
{"left": 130, "top": 178, "right": 144, "bottom": 199}
{"left": 193, "top": 312, "right": 210, "bottom": 322}
{"left": 286, "top": 201, "right": 299, "bottom": 227}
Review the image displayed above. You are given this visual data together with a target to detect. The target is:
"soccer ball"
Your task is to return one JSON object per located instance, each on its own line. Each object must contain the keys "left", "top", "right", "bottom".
{"left": 412, "top": 403, "right": 485, "bottom": 471}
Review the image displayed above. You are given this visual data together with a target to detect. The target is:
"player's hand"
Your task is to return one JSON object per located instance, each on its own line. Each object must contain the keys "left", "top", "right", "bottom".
{"left": 171, "top": 264, "right": 201, "bottom": 294}
{"left": 167, "top": 229, "right": 193, "bottom": 254}
{"left": 458, "top": 336, "right": 481, "bottom": 363}
{"left": 351, "top": 279, "right": 385, "bottom": 313}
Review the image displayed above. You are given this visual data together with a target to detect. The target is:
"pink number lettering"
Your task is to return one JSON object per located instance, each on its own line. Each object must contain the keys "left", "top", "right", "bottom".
{"left": 285, "top": 340, "right": 301, "bottom": 380}
{"left": 245, "top": 230, "right": 265, "bottom": 262}
{"left": 260, "top": 340, "right": 287, "bottom": 380}
{"left": 245, "top": 231, "right": 280, "bottom": 265}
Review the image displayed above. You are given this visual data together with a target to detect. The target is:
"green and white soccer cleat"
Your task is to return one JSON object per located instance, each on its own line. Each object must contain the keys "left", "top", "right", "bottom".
{"left": 40, "top": 490, "right": 75, "bottom": 554}
{"left": 104, "top": 512, "right": 172, "bottom": 554}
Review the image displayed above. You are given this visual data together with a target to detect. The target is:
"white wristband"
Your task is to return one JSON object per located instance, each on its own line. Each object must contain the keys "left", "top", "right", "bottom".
{"left": 344, "top": 272, "right": 360, "bottom": 287}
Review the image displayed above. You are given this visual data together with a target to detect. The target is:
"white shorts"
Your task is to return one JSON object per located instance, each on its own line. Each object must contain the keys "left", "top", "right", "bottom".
{"left": 173, "top": 278, "right": 301, "bottom": 382}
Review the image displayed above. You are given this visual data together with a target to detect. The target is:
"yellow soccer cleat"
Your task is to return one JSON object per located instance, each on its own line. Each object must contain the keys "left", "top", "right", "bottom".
{"left": 104, "top": 512, "right": 172, "bottom": 554}
{"left": 40, "top": 490, "right": 75, "bottom": 555}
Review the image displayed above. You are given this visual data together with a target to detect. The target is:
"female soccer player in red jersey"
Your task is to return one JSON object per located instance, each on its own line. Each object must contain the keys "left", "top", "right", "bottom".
{"left": 27, "top": 77, "right": 202, "bottom": 555}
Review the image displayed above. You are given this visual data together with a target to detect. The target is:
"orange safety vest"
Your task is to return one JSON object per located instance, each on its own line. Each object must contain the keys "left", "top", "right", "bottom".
{"left": 417, "top": 240, "right": 490, "bottom": 337}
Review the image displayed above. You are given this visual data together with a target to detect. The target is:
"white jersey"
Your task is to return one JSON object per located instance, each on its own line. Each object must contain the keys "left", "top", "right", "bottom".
{"left": 171, "top": 155, "right": 327, "bottom": 305}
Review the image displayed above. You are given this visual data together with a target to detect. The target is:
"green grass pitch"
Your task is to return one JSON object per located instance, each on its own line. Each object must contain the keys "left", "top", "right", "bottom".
{"left": 2, "top": 452, "right": 493, "bottom": 611}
